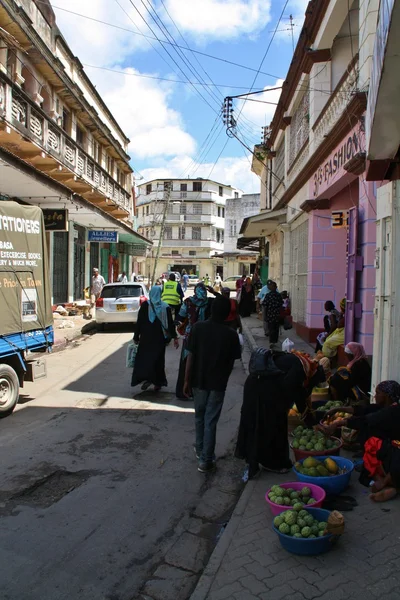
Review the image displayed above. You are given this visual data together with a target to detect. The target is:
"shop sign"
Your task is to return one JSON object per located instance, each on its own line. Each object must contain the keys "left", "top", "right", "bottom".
{"left": 43, "top": 209, "right": 68, "bottom": 232}
{"left": 331, "top": 211, "right": 349, "bottom": 229}
{"left": 88, "top": 230, "right": 118, "bottom": 243}
{"left": 312, "top": 127, "right": 364, "bottom": 197}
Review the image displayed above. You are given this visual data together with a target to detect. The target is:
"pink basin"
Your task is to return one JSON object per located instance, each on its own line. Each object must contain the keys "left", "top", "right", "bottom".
{"left": 265, "top": 481, "right": 326, "bottom": 516}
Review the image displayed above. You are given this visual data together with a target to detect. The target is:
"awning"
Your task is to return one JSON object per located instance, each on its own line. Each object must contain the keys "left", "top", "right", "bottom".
{"left": 239, "top": 208, "right": 287, "bottom": 237}
{"left": 237, "top": 238, "right": 260, "bottom": 251}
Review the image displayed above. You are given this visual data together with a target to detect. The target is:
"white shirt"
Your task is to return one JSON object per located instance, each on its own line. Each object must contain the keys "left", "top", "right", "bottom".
{"left": 91, "top": 274, "right": 105, "bottom": 294}
{"left": 118, "top": 275, "right": 128, "bottom": 283}
{"left": 131, "top": 273, "right": 136, "bottom": 282}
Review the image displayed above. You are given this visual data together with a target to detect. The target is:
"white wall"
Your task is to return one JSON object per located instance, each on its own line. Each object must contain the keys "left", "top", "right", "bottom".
{"left": 358, "top": 0, "right": 380, "bottom": 91}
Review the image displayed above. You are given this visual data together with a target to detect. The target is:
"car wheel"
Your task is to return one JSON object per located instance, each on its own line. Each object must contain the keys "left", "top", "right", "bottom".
{"left": 0, "top": 364, "right": 20, "bottom": 418}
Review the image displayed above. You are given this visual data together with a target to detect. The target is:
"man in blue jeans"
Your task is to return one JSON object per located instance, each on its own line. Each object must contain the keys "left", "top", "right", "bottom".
{"left": 183, "top": 295, "right": 242, "bottom": 473}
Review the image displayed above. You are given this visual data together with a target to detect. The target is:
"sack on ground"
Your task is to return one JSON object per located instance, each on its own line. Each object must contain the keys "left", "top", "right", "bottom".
{"left": 248, "top": 348, "right": 283, "bottom": 377}
{"left": 126, "top": 341, "right": 138, "bottom": 368}
{"left": 283, "top": 315, "right": 293, "bottom": 330}
{"left": 282, "top": 338, "right": 295, "bottom": 352}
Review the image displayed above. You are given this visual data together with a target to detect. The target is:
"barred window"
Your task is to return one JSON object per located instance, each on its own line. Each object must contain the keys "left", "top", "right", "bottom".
{"left": 289, "top": 88, "right": 309, "bottom": 167}
{"left": 192, "top": 226, "right": 201, "bottom": 240}
{"left": 274, "top": 140, "right": 285, "bottom": 190}
{"left": 164, "top": 226, "right": 172, "bottom": 240}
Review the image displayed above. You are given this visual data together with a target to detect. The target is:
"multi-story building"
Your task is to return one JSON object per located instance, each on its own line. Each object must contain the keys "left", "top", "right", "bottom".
{"left": 136, "top": 178, "right": 242, "bottom": 279}
{"left": 0, "top": 0, "right": 150, "bottom": 303}
{"left": 223, "top": 193, "right": 260, "bottom": 278}
{"left": 241, "top": 0, "right": 377, "bottom": 354}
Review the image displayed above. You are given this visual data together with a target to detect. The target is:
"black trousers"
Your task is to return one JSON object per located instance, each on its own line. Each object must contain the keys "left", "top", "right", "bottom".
{"left": 168, "top": 304, "right": 181, "bottom": 323}
{"left": 268, "top": 321, "right": 280, "bottom": 344}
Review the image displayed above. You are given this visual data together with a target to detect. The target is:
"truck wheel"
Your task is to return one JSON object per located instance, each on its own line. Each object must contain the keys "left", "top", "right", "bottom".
{"left": 0, "top": 364, "right": 20, "bottom": 418}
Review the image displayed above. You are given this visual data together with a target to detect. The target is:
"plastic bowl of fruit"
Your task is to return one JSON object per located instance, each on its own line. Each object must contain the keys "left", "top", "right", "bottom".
{"left": 290, "top": 426, "right": 342, "bottom": 460}
{"left": 265, "top": 482, "right": 326, "bottom": 516}
{"left": 320, "top": 411, "right": 348, "bottom": 427}
{"left": 292, "top": 456, "right": 354, "bottom": 495}
{"left": 273, "top": 507, "right": 338, "bottom": 555}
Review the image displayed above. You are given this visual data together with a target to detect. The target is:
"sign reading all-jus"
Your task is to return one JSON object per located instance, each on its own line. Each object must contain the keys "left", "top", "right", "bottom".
{"left": 88, "top": 230, "right": 118, "bottom": 243}
{"left": 312, "top": 125, "right": 365, "bottom": 197}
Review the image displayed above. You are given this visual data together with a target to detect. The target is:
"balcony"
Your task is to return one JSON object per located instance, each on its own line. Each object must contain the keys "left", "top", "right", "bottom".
{"left": 0, "top": 79, "right": 131, "bottom": 219}
{"left": 153, "top": 238, "right": 224, "bottom": 249}
{"left": 142, "top": 190, "right": 215, "bottom": 202}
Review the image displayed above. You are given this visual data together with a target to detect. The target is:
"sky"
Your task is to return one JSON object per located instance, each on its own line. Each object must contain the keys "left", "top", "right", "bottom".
{"left": 53, "top": 0, "right": 308, "bottom": 193}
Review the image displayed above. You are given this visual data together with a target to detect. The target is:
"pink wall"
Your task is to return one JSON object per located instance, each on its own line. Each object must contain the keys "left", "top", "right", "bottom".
{"left": 306, "top": 181, "right": 358, "bottom": 330}
{"left": 355, "top": 179, "right": 377, "bottom": 354}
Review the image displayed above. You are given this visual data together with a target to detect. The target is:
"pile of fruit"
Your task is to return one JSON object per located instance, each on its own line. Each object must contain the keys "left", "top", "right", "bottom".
{"left": 267, "top": 485, "right": 317, "bottom": 507}
{"left": 294, "top": 456, "right": 345, "bottom": 478}
{"left": 319, "top": 400, "right": 343, "bottom": 412}
{"left": 321, "top": 411, "right": 347, "bottom": 426}
{"left": 291, "top": 426, "right": 339, "bottom": 452}
{"left": 274, "top": 509, "right": 328, "bottom": 538}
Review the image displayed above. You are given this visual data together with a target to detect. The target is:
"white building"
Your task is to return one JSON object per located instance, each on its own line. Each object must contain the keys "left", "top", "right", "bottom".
{"left": 136, "top": 178, "right": 242, "bottom": 279}
{"left": 0, "top": 0, "right": 150, "bottom": 303}
{"left": 223, "top": 193, "right": 260, "bottom": 278}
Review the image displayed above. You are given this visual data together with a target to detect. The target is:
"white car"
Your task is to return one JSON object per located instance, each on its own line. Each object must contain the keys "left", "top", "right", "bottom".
{"left": 188, "top": 275, "right": 199, "bottom": 287}
{"left": 221, "top": 275, "right": 243, "bottom": 291}
{"left": 95, "top": 282, "right": 149, "bottom": 328}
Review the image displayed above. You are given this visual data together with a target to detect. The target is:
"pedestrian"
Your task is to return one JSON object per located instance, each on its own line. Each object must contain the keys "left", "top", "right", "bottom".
{"left": 181, "top": 269, "right": 189, "bottom": 293}
{"left": 236, "top": 274, "right": 246, "bottom": 299}
{"left": 183, "top": 295, "right": 242, "bottom": 473}
{"left": 131, "top": 286, "right": 179, "bottom": 392}
{"left": 315, "top": 300, "right": 342, "bottom": 351}
{"left": 262, "top": 280, "right": 282, "bottom": 347}
{"left": 238, "top": 276, "right": 255, "bottom": 317}
{"left": 131, "top": 271, "right": 138, "bottom": 282}
{"left": 203, "top": 273, "right": 210, "bottom": 286}
{"left": 161, "top": 272, "right": 184, "bottom": 323}
{"left": 214, "top": 273, "right": 222, "bottom": 292}
{"left": 175, "top": 282, "right": 214, "bottom": 399}
{"left": 117, "top": 271, "right": 128, "bottom": 283}
{"left": 90, "top": 267, "right": 105, "bottom": 318}
{"left": 235, "top": 350, "right": 326, "bottom": 478}
{"left": 221, "top": 287, "right": 242, "bottom": 332}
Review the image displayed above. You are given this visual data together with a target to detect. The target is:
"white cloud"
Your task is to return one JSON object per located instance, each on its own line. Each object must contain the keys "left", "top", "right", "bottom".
{"left": 139, "top": 154, "right": 260, "bottom": 194}
{"left": 162, "top": 0, "right": 272, "bottom": 40}
{"left": 237, "top": 79, "right": 284, "bottom": 129}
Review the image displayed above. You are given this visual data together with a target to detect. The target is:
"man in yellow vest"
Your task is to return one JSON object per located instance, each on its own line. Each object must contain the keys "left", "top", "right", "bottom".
{"left": 161, "top": 273, "right": 184, "bottom": 323}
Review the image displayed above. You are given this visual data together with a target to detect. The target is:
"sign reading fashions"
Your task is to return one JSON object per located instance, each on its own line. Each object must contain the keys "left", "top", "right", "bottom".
{"left": 42, "top": 209, "right": 68, "bottom": 232}
{"left": 88, "top": 230, "right": 118, "bottom": 243}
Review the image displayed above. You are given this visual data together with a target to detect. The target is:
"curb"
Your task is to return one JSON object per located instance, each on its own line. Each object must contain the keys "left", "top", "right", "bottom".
{"left": 52, "top": 321, "right": 97, "bottom": 353}
{"left": 189, "top": 479, "right": 257, "bottom": 600}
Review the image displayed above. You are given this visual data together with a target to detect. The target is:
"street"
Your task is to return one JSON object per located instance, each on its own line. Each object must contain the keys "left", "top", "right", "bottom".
{"left": 0, "top": 328, "right": 246, "bottom": 600}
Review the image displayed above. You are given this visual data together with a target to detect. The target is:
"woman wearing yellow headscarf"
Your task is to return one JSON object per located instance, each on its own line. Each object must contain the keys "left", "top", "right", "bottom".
{"left": 321, "top": 298, "right": 346, "bottom": 358}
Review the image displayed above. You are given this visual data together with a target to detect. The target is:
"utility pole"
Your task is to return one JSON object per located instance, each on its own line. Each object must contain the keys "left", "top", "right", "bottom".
{"left": 289, "top": 14, "right": 295, "bottom": 53}
{"left": 151, "top": 181, "right": 172, "bottom": 287}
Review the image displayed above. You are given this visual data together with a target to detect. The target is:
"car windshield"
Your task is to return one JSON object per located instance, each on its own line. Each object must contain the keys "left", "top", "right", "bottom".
{"left": 101, "top": 285, "right": 142, "bottom": 299}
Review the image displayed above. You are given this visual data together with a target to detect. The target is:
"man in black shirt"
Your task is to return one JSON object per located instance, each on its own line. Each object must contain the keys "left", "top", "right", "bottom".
{"left": 184, "top": 295, "right": 242, "bottom": 473}
{"left": 263, "top": 280, "right": 282, "bottom": 346}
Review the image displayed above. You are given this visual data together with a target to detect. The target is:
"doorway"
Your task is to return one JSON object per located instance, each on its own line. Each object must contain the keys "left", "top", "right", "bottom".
{"left": 53, "top": 232, "right": 68, "bottom": 304}
{"left": 73, "top": 225, "right": 86, "bottom": 300}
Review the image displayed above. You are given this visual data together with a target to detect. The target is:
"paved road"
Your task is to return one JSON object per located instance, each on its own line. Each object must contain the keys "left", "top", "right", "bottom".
{"left": 0, "top": 327, "right": 245, "bottom": 600}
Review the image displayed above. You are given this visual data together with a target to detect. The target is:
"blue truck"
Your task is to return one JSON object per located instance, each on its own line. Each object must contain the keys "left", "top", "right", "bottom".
{"left": 0, "top": 201, "right": 54, "bottom": 417}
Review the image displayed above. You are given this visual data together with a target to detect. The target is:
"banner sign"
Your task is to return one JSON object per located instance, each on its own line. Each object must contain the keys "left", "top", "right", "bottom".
{"left": 43, "top": 209, "right": 68, "bottom": 232}
{"left": 88, "top": 230, "right": 118, "bottom": 243}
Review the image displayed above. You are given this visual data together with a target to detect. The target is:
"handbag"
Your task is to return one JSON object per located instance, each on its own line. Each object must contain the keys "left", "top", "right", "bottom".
{"left": 126, "top": 341, "right": 138, "bottom": 368}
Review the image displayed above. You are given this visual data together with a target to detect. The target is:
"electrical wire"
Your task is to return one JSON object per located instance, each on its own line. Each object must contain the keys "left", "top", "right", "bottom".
{"left": 36, "top": 1, "right": 281, "bottom": 79}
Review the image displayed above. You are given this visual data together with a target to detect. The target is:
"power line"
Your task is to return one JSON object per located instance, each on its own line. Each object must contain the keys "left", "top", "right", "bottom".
{"left": 36, "top": 1, "right": 281, "bottom": 79}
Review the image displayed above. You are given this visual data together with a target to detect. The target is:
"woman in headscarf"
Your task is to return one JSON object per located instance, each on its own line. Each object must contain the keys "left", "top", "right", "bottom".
{"left": 131, "top": 286, "right": 179, "bottom": 392}
{"left": 329, "top": 342, "right": 371, "bottom": 402}
{"left": 238, "top": 276, "right": 255, "bottom": 318}
{"left": 235, "top": 350, "right": 326, "bottom": 478}
{"left": 175, "top": 282, "right": 214, "bottom": 399}
{"left": 322, "top": 380, "right": 400, "bottom": 502}
{"left": 321, "top": 298, "right": 346, "bottom": 358}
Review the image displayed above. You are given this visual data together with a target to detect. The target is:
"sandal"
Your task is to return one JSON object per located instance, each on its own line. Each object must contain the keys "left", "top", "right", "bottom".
{"left": 141, "top": 381, "right": 151, "bottom": 391}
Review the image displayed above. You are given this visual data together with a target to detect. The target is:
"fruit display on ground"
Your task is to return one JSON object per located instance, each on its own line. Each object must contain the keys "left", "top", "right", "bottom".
{"left": 273, "top": 509, "right": 329, "bottom": 538}
{"left": 294, "top": 456, "right": 347, "bottom": 478}
{"left": 267, "top": 485, "right": 317, "bottom": 507}
{"left": 291, "top": 426, "right": 340, "bottom": 452}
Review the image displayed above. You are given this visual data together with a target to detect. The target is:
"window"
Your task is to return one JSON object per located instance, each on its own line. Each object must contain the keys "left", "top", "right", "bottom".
{"left": 146, "top": 183, "right": 152, "bottom": 195}
{"left": 93, "top": 141, "right": 101, "bottom": 163}
{"left": 193, "top": 203, "right": 202, "bottom": 215}
{"left": 172, "top": 250, "right": 180, "bottom": 256}
{"left": 146, "top": 228, "right": 149, "bottom": 238}
{"left": 217, "top": 206, "right": 225, "bottom": 218}
{"left": 192, "top": 226, "right": 201, "bottom": 240}
{"left": 180, "top": 203, "right": 187, "bottom": 215}
{"left": 76, "top": 124, "right": 85, "bottom": 147}
{"left": 164, "top": 181, "right": 171, "bottom": 191}
{"left": 178, "top": 226, "right": 185, "bottom": 240}
{"left": 101, "top": 285, "right": 142, "bottom": 299}
{"left": 146, "top": 205, "right": 149, "bottom": 215}
{"left": 189, "top": 251, "right": 196, "bottom": 256}
{"left": 219, "top": 186, "right": 223, "bottom": 197}
{"left": 62, "top": 109, "right": 71, "bottom": 135}
{"left": 164, "top": 226, "right": 172, "bottom": 240}
{"left": 216, "top": 229, "right": 223, "bottom": 244}
{"left": 193, "top": 181, "right": 202, "bottom": 192}
{"left": 230, "top": 220, "right": 237, "bottom": 237}
{"left": 107, "top": 155, "right": 114, "bottom": 175}
{"left": 234, "top": 192, "right": 239, "bottom": 199}
{"left": 180, "top": 183, "right": 187, "bottom": 191}
{"left": 289, "top": 87, "right": 310, "bottom": 167}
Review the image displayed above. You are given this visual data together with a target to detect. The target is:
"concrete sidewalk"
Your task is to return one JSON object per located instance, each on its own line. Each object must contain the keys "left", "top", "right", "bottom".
{"left": 190, "top": 315, "right": 400, "bottom": 600}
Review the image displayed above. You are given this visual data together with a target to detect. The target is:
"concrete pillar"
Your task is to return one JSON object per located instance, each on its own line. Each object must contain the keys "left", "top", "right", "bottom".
{"left": 309, "top": 61, "right": 331, "bottom": 153}
{"left": 68, "top": 221, "right": 75, "bottom": 303}
{"left": 358, "top": 0, "right": 380, "bottom": 91}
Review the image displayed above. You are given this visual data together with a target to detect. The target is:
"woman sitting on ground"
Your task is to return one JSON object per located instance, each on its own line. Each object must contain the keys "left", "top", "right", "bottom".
{"left": 322, "top": 380, "right": 400, "bottom": 502}
{"left": 315, "top": 301, "right": 342, "bottom": 352}
{"left": 329, "top": 342, "right": 371, "bottom": 403}
{"left": 320, "top": 298, "right": 346, "bottom": 358}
